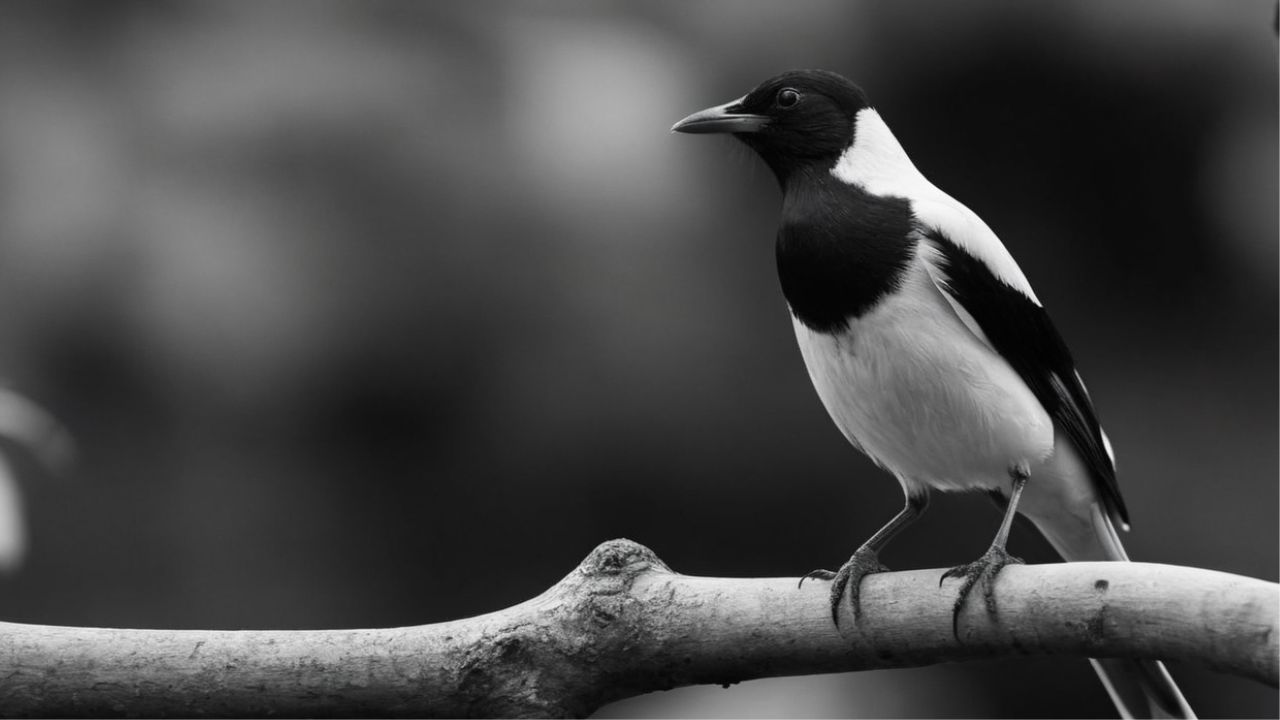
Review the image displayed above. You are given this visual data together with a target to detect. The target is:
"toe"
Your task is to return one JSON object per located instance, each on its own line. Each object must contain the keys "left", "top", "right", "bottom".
{"left": 828, "top": 549, "right": 890, "bottom": 626}
{"left": 799, "top": 568, "right": 837, "bottom": 589}
{"left": 945, "top": 547, "right": 1023, "bottom": 637}
{"left": 828, "top": 567, "right": 852, "bottom": 626}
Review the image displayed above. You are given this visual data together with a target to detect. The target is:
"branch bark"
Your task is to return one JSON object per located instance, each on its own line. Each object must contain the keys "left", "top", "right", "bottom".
{"left": 0, "top": 538, "right": 1275, "bottom": 718}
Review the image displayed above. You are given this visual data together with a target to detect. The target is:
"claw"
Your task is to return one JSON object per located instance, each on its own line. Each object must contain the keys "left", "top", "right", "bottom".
{"left": 941, "top": 545, "right": 1023, "bottom": 638}
{"left": 798, "top": 568, "right": 835, "bottom": 589}
{"left": 800, "top": 547, "right": 888, "bottom": 627}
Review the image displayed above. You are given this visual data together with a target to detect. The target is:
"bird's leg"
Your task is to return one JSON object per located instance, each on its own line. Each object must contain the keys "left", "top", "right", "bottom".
{"left": 941, "top": 464, "right": 1029, "bottom": 636}
{"left": 801, "top": 491, "right": 928, "bottom": 626}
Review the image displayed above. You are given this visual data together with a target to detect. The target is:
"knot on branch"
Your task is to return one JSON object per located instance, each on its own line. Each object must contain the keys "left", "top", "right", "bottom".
{"left": 454, "top": 540, "right": 676, "bottom": 717}
{"left": 557, "top": 539, "right": 672, "bottom": 642}
{"left": 576, "top": 538, "right": 671, "bottom": 582}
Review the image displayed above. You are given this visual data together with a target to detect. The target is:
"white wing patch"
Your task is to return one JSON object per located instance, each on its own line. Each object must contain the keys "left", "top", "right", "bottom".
{"left": 1075, "top": 369, "right": 1117, "bottom": 468}
{"left": 917, "top": 238, "right": 994, "bottom": 351}
{"left": 831, "top": 107, "right": 1041, "bottom": 306}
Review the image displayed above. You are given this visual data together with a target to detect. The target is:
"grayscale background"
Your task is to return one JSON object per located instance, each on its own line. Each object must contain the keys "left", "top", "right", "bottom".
{"left": 0, "top": 1, "right": 1274, "bottom": 717}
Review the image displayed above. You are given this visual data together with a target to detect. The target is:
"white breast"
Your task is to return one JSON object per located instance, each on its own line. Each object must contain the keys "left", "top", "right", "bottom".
{"left": 792, "top": 259, "right": 1054, "bottom": 496}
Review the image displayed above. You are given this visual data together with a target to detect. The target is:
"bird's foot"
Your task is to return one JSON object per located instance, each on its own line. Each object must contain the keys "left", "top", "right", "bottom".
{"left": 799, "top": 546, "right": 889, "bottom": 627}
{"left": 940, "top": 545, "right": 1023, "bottom": 637}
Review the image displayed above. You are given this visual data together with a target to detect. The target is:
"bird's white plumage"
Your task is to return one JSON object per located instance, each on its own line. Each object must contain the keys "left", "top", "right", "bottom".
{"left": 792, "top": 259, "right": 1054, "bottom": 497}
{"left": 831, "top": 108, "right": 1041, "bottom": 305}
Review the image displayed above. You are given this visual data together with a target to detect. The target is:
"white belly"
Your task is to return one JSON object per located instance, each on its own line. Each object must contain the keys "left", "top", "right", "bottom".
{"left": 792, "top": 264, "right": 1054, "bottom": 495}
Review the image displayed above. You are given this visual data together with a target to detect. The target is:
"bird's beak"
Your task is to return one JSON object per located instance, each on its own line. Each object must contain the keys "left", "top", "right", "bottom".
{"left": 671, "top": 97, "right": 769, "bottom": 134}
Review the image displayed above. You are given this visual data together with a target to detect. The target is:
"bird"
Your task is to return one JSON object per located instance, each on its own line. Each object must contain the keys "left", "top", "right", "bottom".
{"left": 672, "top": 69, "right": 1194, "bottom": 719}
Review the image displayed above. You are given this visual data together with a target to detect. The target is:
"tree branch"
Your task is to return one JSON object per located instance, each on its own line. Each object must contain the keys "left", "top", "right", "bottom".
{"left": 0, "top": 538, "right": 1275, "bottom": 717}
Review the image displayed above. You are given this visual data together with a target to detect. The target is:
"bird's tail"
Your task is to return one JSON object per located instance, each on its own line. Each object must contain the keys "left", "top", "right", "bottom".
{"left": 1032, "top": 501, "right": 1196, "bottom": 719}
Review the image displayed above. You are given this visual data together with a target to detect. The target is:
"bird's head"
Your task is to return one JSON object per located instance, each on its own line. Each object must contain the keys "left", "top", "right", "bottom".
{"left": 672, "top": 69, "right": 871, "bottom": 186}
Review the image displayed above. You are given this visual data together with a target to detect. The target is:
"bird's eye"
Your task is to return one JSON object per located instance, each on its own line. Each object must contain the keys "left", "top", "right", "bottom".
{"left": 776, "top": 88, "right": 800, "bottom": 108}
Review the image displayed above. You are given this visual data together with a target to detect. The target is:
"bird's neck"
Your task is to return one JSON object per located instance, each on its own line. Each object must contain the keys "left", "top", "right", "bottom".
{"left": 829, "top": 108, "right": 931, "bottom": 199}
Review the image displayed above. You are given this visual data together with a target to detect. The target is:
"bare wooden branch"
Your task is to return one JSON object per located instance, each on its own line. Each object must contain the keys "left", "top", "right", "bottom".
{"left": 0, "top": 538, "right": 1275, "bottom": 718}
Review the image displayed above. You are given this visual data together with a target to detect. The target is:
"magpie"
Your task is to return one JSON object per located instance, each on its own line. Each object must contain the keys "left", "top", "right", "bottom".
{"left": 673, "top": 70, "right": 1194, "bottom": 719}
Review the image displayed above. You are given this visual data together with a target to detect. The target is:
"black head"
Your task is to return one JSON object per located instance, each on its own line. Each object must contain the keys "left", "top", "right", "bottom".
{"left": 672, "top": 70, "right": 871, "bottom": 185}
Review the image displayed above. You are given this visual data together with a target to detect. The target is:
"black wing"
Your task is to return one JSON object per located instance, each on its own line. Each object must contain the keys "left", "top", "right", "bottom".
{"left": 922, "top": 228, "right": 1129, "bottom": 527}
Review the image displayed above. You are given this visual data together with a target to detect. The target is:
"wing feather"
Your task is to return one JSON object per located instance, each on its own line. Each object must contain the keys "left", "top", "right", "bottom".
{"left": 920, "top": 227, "right": 1129, "bottom": 526}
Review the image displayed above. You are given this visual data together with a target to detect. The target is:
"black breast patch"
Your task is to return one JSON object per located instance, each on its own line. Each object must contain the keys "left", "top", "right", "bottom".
{"left": 775, "top": 176, "right": 915, "bottom": 334}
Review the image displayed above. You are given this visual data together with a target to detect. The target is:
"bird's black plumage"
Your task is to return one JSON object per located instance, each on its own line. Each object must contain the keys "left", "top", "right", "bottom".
{"left": 926, "top": 228, "right": 1128, "bottom": 525}
{"left": 729, "top": 70, "right": 870, "bottom": 186}
{"left": 776, "top": 169, "right": 915, "bottom": 333}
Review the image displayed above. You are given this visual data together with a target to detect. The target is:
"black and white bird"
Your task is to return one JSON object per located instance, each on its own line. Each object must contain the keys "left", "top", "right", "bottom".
{"left": 672, "top": 70, "right": 1194, "bottom": 719}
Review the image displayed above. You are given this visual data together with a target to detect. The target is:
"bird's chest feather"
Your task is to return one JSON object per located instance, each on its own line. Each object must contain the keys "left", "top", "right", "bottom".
{"left": 775, "top": 176, "right": 915, "bottom": 333}
{"left": 791, "top": 262, "right": 1054, "bottom": 492}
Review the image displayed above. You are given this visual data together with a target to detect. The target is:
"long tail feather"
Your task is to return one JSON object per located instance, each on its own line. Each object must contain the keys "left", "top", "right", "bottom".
{"left": 1030, "top": 501, "right": 1195, "bottom": 719}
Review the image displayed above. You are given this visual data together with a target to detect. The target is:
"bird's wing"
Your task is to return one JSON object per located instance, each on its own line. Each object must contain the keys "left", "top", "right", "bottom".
{"left": 917, "top": 222, "right": 1128, "bottom": 527}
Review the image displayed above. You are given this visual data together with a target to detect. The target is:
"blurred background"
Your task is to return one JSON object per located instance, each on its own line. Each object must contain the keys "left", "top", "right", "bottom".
{"left": 0, "top": 0, "right": 1274, "bottom": 717}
